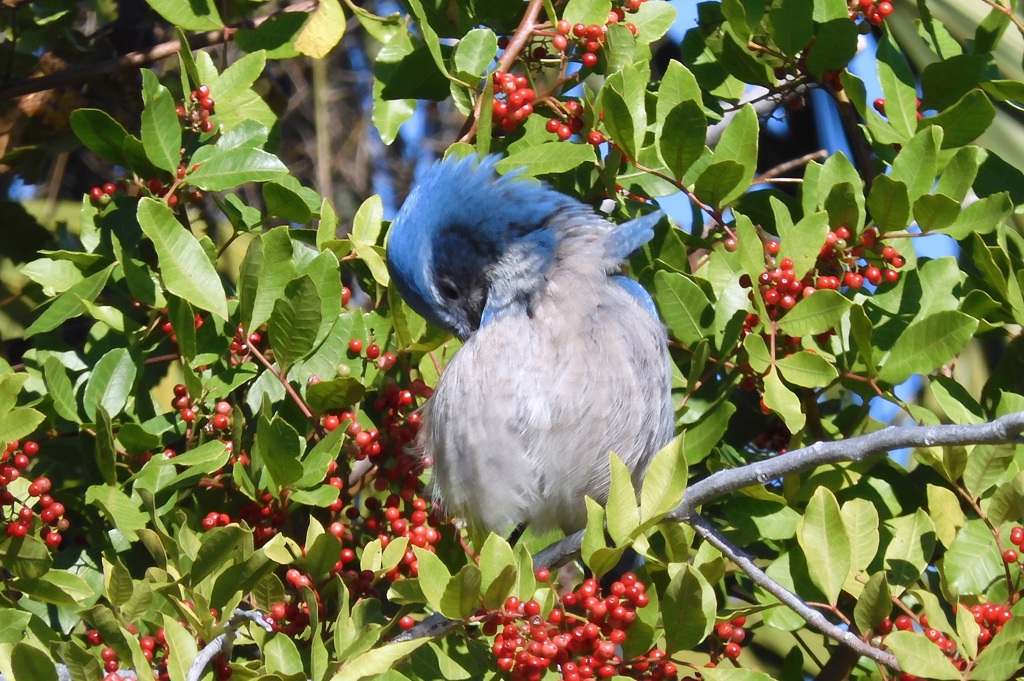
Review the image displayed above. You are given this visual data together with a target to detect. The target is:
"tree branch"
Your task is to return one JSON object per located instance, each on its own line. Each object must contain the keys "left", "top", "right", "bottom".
{"left": 393, "top": 412, "right": 1024, "bottom": 664}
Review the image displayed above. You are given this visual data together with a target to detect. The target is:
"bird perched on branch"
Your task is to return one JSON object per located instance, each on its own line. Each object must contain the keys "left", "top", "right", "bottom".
{"left": 385, "top": 154, "right": 674, "bottom": 536}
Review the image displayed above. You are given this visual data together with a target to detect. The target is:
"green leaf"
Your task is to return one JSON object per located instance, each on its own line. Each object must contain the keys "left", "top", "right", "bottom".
{"left": 43, "top": 356, "right": 79, "bottom": 423}
{"left": 306, "top": 377, "right": 365, "bottom": 415}
{"left": 264, "top": 180, "right": 315, "bottom": 223}
{"left": 971, "top": 616, "right": 1024, "bottom": 681}
{"left": 884, "top": 631, "right": 960, "bottom": 680}
{"left": 939, "top": 192, "right": 1013, "bottom": 241}
{"left": 659, "top": 101, "right": 706, "bottom": 181}
{"left": 720, "top": 33, "right": 772, "bottom": 87}
{"left": 93, "top": 406, "right": 117, "bottom": 485}
{"left": 878, "top": 311, "right": 979, "bottom": 384}
{"left": 138, "top": 198, "right": 228, "bottom": 320}
{"left": 294, "top": 0, "right": 345, "bottom": 59}
{"left": 876, "top": 36, "right": 920, "bottom": 141}
{"left": 24, "top": 264, "right": 115, "bottom": 337}
{"left": 601, "top": 86, "right": 641, "bottom": 160}
{"left": 805, "top": 19, "right": 858, "bottom": 78}
{"left": 663, "top": 565, "right": 716, "bottom": 653}
{"left": 83, "top": 348, "right": 136, "bottom": 421}
{"left": 867, "top": 175, "right": 910, "bottom": 233}
{"left": 922, "top": 89, "right": 996, "bottom": 148}
{"left": 495, "top": 142, "right": 596, "bottom": 176}
{"left": 192, "top": 526, "right": 249, "bottom": 586}
{"left": 606, "top": 453, "right": 639, "bottom": 545}
{"left": 889, "top": 127, "right": 942, "bottom": 206}
{"left": 478, "top": 533, "right": 517, "bottom": 609}
{"left": 414, "top": 546, "right": 452, "bottom": 609}
{"left": 763, "top": 366, "right": 805, "bottom": 433}
{"left": 270, "top": 275, "right": 323, "bottom": 374}
{"left": 656, "top": 61, "right": 701, "bottom": 127}
{"left": 778, "top": 208, "right": 829, "bottom": 279}
{"left": 69, "top": 109, "right": 139, "bottom": 171}
{"left": 453, "top": 28, "right": 496, "bottom": 78}
{"left": 188, "top": 125, "right": 288, "bottom": 191}
{"left": 695, "top": 160, "right": 745, "bottom": 210}
{"left": 797, "top": 487, "right": 850, "bottom": 604}
{"left": 85, "top": 485, "right": 149, "bottom": 542}
{"left": 352, "top": 194, "right": 384, "bottom": 245}
{"left": 769, "top": 0, "right": 813, "bottom": 57}
{"left": 776, "top": 290, "right": 851, "bottom": 337}
{"left": 928, "top": 484, "right": 966, "bottom": 547}
{"left": 440, "top": 564, "right": 482, "bottom": 620}
{"left": 10, "top": 643, "right": 57, "bottom": 681}
{"left": 964, "top": 444, "right": 1015, "bottom": 499}
{"left": 0, "top": 408, "right": 45, "bottom": 447}
{"left": 146, "top": 0, "right": 221, "bottom": 30}
{"left": 711, "top": 104, "right": 758, "bottom": 206}
{"left": 140, "top": 70, "right": 182, "bottom": 174}
{"left": 776, "top": 350, "right": 838, "bottom": 388}
{"left": 913, "top": 194, "right": 960, "bottom": 232}
{"left": 331, "top": 639, "right": 429, "bottom": 681}
{"left": 640, "top": 438, "right": 688, "bottom": 523}
{"left": 652, "top": 271, "right": 711, "bottom": 346}
{"left": 883, "top": 510, "right": 935, "bottom": 590}
{"left": 936, "top": 146, "right": 981, "bottom": 202}
{"left": 253, "top": 413, "right": 304, "bottom": 493}
{"left": 943, "top": 520, "right": 1002, "bottom": 597}
{"left": 853, "top": 572, "right": 891, "bottom": 634}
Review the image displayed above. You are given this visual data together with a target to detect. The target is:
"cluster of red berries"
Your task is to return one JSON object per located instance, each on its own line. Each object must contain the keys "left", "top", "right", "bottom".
{"left": 849, "top": 0, "right": 894, "bottom": 26}
{"left": 0, "top": 441, "right": 66, "bottom": 548}
{"left": 484, "top": 573, "right": 677, "bottom": 681}
{"left": 234, "top": 492, "right": 287, "bottom": 545}
{"left": 711, "top": 616, "right": 748, "bottom": 662}
{"left": 176, "top": 84, "right": 217, "bottom": 134}
{"left": 874, "top": 606, "right": 1008, "bottom": 679}
{"left": 229, "top": 324, "right": 263, "bottom": 361}
{"left": 543, "top": 99, "right": 605, "bottom": 145}
{"left": 740, "top": 226, "right": 904, "bottom": 319}
{"left": 491, "top": 70, "right": 537, "bottom": 134}
{"left": 88, "top": 625, "right": 178, "bottom": 680}
{"left": 265, "top": 570, "right": 326, "bottom": 637}
{"left": 548, "top": 3, "right": 643, "bottom": 69}
{"left": 88, "top": 181, "right": 128, "bottom": 207}
{"left": 347, "top": 337, "right": 398, "bottom": 371}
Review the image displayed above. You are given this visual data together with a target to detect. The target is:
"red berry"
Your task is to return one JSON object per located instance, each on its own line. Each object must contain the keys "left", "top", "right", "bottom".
{"left": 724, "top": 642, "right": 742, "bottom": 659}
{"left": 556, "top": 19, "right": 571, "bottom": 35}
{"left": 180, "top": 408, "right": 195, "bottom": 423}
{"left": 581, "top": 52, "right": 598, "bottom": 68}
{"left": 1011, "top": 526, "right": 1024, "bottom": 546}
{"left": 766, "top": 240, "right": 780, "bottom": 255}
{"left": 878, "top": 1, "right": 893, "bottom": 16}
{"left": 891, "top": 255, "right": 905, "bottom": 268}
{"left": 195, "top": 84, "right": 211, "bottom": 99}
{"left": 23, "top": 441, "right": 39, "bottom": 456}
{"left": 212, "top": 414, "right": 230, "bottom": 430}
{"left": 873, "top": 98, "right": 886, "bottom": 114}
{"left": 588, "top": 130, "right": 605, "bottom": 145}
{"left": 366, "top": 344, "right": 381, "bottom": 360}
{"left": 1004, "top": 549, "right": 1019, "bottom": 564}
{"left": 349, "top": 338, "right": 363, "bottom": 354}
{"left": 895, "top": 614, "right": 913, "bottom": 631}
{"left": 199, "top": 119, "right": 215, "bottom": 133}
{"left": 557, "top": 124, "right": 572, "bottom": 140}
{"left": 552, "top": 34, "right": 568, "bottom": 51}
{"left": 572, "top": 23, "right": 586, "bottom": 37}
{"left": 398, "top": 615, "right": 415, "bottom": 629}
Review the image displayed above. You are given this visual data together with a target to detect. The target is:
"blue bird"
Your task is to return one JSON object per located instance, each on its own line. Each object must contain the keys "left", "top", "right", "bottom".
{"left": 386, "top": 154, "right": 675, "bottom": 535}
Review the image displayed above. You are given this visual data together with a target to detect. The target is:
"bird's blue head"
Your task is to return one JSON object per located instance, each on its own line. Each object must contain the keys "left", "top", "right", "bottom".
{"left": 385, "top": 154, "right": 589, "bottom": 340}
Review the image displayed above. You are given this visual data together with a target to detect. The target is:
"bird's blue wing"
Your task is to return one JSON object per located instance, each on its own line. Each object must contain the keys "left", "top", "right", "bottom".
{"left": 612, "top": 275, "right": 660, "bottom": 319}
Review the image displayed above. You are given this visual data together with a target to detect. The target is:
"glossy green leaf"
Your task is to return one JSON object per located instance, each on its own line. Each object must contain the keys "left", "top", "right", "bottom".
{"left": 805, "top": 19, "right": 858, "bottom": 78}
{"left": 776, "top": 350, "right": 838, "bottom": 388}
{"left": 883, "top": 510, "right": 935, "bottom": 590}
{"left": 653, "top": 271, "right": 712, "bottom": 346}
{"left": 659, "top": 101, "right": 707, "bottom": 181}
{"left": 923, "top": 89, "right": 996, "bottom": 148}
{"left": 763, "top": 366, "right": 805, "bottom": 433}
{"left": 146, "top": 0, "right": 221, "bottom": 30}
{"left": 495, "top": 142, "right": 596, "bottom": 176}
{"left": 769, "top": 0, "right": 813, "bottom": 57}
{"left": 270, "top": 275, "right": 323, "bottom": 374}
{"left": 695, "top": 160, "right": 745, "bottom": 209}
{"left": 884, "top": 631, "right": 960, "bottom": 680}
{"left": 453, "top": 28, "right": 496, "bottom": 78}
{"left": 853, "top": 572, "right": 891, "bottom": 634}
{"left": 939, "top": 192, "right": 1013, "bottom": 241}
{"left": 776, "top": 290, "right": 852, "bottom": 337}
{"left": 867, "top": 175, "right": 911, "bottom": 233}
{"left": 138, "top": 198, "right": 229, "bottom": 320}
{"left": 606, "top": 453, "right": 639, "bottom": 545}
{"left": 83, "top": 348, "right": 136, "bottom": 421}
{"left": 663, "top": 565, "right": 716, "bottom": 653}
{"left": 878, "top": 311, "right": 979, "bottom": 384}
{"left": 640, "top": 437, "right": 688, "bottom": 523}
{"left": 797, "top": 487, "right": 850, "bottom": 604}
{"left": 10, "top": 643, "right": 57, "bottom": 681}
{"left": 140, "top": 69, "right": 182, "bottom": 174}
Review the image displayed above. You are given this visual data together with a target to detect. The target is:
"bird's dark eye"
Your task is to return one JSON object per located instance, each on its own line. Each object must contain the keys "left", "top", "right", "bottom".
{"left": 438, "top": 280, "right": 459, "bottom": 301}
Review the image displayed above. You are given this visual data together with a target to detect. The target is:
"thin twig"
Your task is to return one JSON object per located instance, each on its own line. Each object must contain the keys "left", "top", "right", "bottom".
{"left": 248, "top": 344, "right": 322, "bottom": 434}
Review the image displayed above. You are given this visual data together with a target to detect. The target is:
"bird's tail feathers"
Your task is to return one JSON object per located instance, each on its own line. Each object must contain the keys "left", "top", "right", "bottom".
{"left": 602, "top": 210, "right": 665, "bottom": 262}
